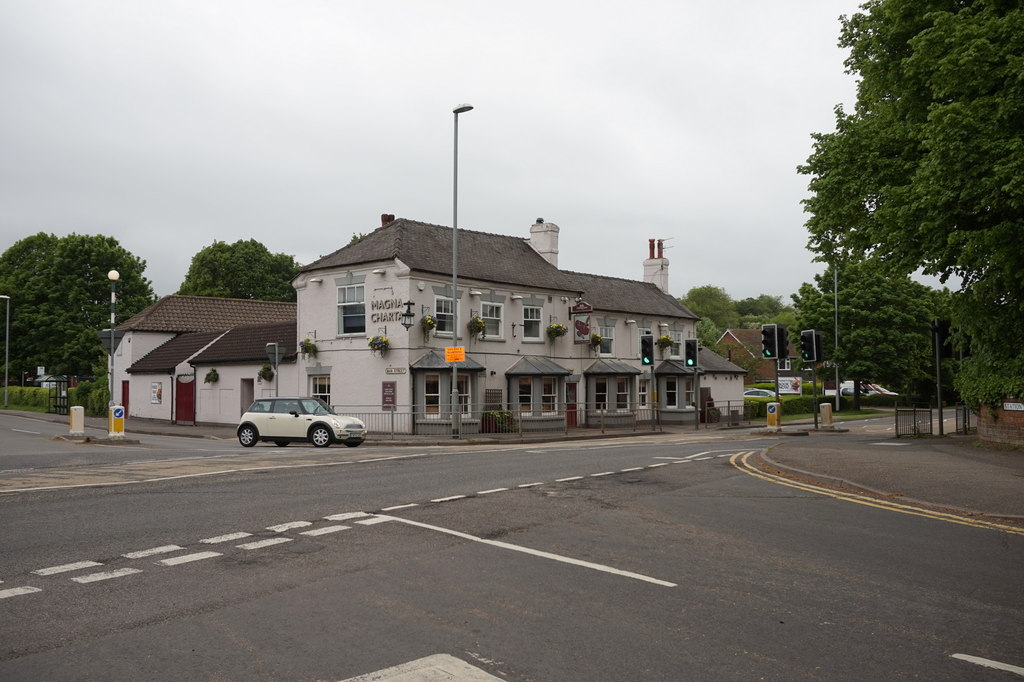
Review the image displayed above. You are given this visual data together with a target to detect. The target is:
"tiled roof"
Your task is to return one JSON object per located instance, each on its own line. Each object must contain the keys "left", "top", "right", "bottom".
{"left": 190, "top": 322, "right": 297, "bottom": 365}
{"left": 117, "top": 295, "right": 296, "bottom": 333}
{"left": 563, "top": 271, "right": 698, "bottom": 319}
{"left": 302, "top": 218, "right": 578, "bottom": 292}
{"left": 410, "top": 349, "right": 486, "bottom": 371}
{"left": 126, "top": 331, "right": 226, "bottom": 374}
{"left": 584, "top": 359, "right": 642, "bottom": 375}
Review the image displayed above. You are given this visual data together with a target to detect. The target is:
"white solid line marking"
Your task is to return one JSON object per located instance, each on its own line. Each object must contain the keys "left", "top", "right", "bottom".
{"left": 620, "top": 467, "right": 643, "bottom": 472}
{"left": 951, "top": 654, "right": 1024, "bottom": 676}
{"left": 300, "top": 525, "right": 350, "bottom": 536}
{"left": 123, "top": 545, "right": 183, "bottom": 559}
{"left": 556, "top": 476, "right": 583, "bottom": 482}
{"left": 200, "top": 532, "right": 252, "bottom": 544}
{"left": 71, "top": 568, "right": 143, "bottom": 584}
{"left": 267, "top": 521, "right": 312, "bottom": 533}
{"left": 431, "top": 495, "right": 467, "bottom": 503}
{"left": 325, "top": 512, "right": 371, "bottom": 521}
{"left": 477, "top": 488, "right": 509, "bottom": 495}
{"left": 355, "top": 516, "right": 392, "bottom": 525}
{"left": 517, "top": 482, "right": 544, "bottom": 488}
{"left": 590, "top": 472, "right": 615, "bottom": 477}
{"left": 647, "top": 463, "right": 670, "bottom": 468}
{"left": 381, "top": 503, "right": 419, "bottom": 511}
{"left": 0, "top": 586, "right": 42, "bottom": 599}
{"left": 381, "top": 516, "right": 677, "bottom": 588}
{"left": 155, "top": 551, "right": 222, "bottom": 566}
{"left": 237, "top": 537, "right": 293, "bottom": 550}
{"left": 33, "top": 561, "right": 102, "bottom": 576}
{"left": 13, "top": 429, "right": 40, "bottom": 434}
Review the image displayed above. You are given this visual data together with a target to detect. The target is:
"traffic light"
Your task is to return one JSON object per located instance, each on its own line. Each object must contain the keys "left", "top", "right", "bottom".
{"left": 640, "top": 335, "right": 654, "bottom": 365}
{"left": 776, "top": 325, "right": 789, "bottom": 360}
{"left": 800, "top": 329, "right": 818, "bottom": 362}
{"left": 684, "top": 338, "right": 698, "bottom": 367}
{"left": 761, "top": 324, "right": 778, "bottom": 358}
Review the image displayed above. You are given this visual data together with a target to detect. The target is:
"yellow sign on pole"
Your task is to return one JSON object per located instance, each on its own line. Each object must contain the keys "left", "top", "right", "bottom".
{"left": 445, "top": 346, "right": 466, "bottom": 362}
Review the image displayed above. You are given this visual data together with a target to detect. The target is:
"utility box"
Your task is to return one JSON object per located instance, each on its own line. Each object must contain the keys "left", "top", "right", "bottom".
{"left": 820, "top": 402, "right": 834, "bottom": 428}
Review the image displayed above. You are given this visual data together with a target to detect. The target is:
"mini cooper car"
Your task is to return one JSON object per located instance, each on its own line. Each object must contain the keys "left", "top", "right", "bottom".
{"left": 237, "top": 397, "right": 366, "bottom": 448}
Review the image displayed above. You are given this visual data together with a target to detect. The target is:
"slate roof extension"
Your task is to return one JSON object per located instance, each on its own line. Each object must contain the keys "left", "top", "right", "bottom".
{"left": 127, "top": 331, "right": 227, "bottom": 374}
{"left": 562, "top": 271, "right": 698, "bottom": 320}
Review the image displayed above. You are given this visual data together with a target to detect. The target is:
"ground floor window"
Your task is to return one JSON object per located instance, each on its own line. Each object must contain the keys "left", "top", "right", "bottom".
{"left": 638, "top": 378, "right": 649, "bottom": 408}
{"left": 311, "top": 375, "right": 331, "bottom": 404}
{"left": 593, "top": 376, "right": 631, "bottom": 411}
{"left": 542, "top": 377, "right": 557, "bottom": 412}
{"left": 518, "top": 377, "right": 533, "bottom": 415}
{"left": 665, "top": 377, "right": 678, "bottom": 408}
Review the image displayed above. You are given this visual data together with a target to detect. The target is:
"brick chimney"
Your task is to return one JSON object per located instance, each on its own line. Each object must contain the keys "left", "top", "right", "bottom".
{"left": 643, "top": 238, "right": 669, "bottom": 294}
{"left": 529, "top": 218, "right": 559, "bottom": 267}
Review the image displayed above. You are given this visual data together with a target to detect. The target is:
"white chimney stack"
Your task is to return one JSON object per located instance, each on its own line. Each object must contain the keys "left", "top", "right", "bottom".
{"left": 529, "top": 218, "right": 559, "bottom": 267}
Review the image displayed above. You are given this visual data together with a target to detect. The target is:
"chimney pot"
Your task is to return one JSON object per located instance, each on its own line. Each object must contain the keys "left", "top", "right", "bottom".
{"left": 648, "top": 239, "right": 656, "bottom": 259}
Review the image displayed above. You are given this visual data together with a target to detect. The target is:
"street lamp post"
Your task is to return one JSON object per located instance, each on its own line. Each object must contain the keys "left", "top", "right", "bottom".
{"left": 108, "top": 270, "right": 119, "bottom": 407}
{"left": 451, "top": 103, "right": 473, "bottom": 438}
{"left": 1, "top": 294, "right": 9, "bottom": 408}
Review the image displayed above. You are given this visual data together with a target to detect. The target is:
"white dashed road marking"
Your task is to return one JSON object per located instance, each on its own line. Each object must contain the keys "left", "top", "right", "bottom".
{"left": 71, "top": 568, "right": 143, "bottom": 584}
{"left": 952, "top": 654, "right": 1024, "bottom": 677}
{"left": 267, "top": 521, "right": 312, "bottom": 533}
{"left": 201, "top": 532, "right": 252, "bottom": 544}
{"left": 156, "top": 551, "right": 222, "bottom": 566}
{"left": 300, "top": 525, "right": 350, "bottom": 536}
{"left": 0, "top": 586, "right": 41, "bottom": 599}
{"left": 325, "top": 512, "right": 372, "bottom": 521}
{"left": 123, "top": 545, "right": 183, "bottom": 559}
{"left": 237, "top": 538, "right": 293, "bottom": 550}
{"left": 431, "top": 495, "right": 467, "bottom": 503}
{"left": 477, "top": 488, "right": 509, "bottom": 495}
{"left": 33, "top": 561, "right": 103, "bottom": 576}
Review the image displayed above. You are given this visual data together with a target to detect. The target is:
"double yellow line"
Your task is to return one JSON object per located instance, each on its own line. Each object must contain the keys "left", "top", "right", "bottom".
{"left": 730, "top": 451, "right": 1024, "bottom": 537}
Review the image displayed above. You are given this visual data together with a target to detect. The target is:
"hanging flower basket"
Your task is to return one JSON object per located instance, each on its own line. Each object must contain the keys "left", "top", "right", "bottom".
{"left": 589, "top": 332, "right": 603, "bottom": 350}
{"left": 656, "top": 334, "right": 674, "bottom": 351}
{"left": 420, "top": 315, "right": 436, "bottom": 340}
{"left": 546, "top": 323, "right": 568, "bottom": 342}
{"left": 300, "top": 338, "right": 318, "bottom": 359}
{"left": 467, "top": 316, "right": 486, "bottom": 338}
{"left": 204, "top": 368, "right": 219, "bottom": 384}
{"left": 368, "top": 335, "right": 390, "bottom": 357}
{"left": 258, "top": 364, "right": 274, "bottom": 382}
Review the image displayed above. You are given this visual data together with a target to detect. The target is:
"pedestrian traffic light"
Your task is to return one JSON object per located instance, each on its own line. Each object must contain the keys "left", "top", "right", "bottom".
{"left": 800, "top": 329, "right": 818, "bottom": 362}
{"left": 640, "top": 335, "right": 654, "bottom": 365}
{"left": 761, "top": 324, "right": 777, "bottom": 358}
{"left": 776, "top": 325, "right": 789, "bottom": 360}
{"left": 684, "top": 338, "right": 698, "bottom": 367}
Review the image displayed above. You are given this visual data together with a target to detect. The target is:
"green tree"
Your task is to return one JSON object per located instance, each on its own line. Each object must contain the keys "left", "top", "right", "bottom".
{"left": 799, "top": 1, "right": 1024, "bottom": 407}
{"left": 695, "top": 318, "right": 723, "bottom": 352}
{"left": 177, "top": 239, "right": 300, "bottom": 301}
{"left": 0, "top": 233, "right": 155, "bottom": 381}
{"left": 681, "top": 285, "right": 739, "bottom": 330}
{"left": 792, "top": 259, "right": 936, "bottom": 401}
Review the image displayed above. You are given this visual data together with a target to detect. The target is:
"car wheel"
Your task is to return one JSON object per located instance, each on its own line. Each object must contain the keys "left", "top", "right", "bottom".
{"left": 238, "top": 424, "right": 258, "bottom": 447}
{"left": 343, "top": 441, "right": 362, "bottom": 448}
{"left": 309, "top": 425, "right": 332, "bottom": 448}
{"left": 274, "top": 441, "right": 289, "bottom": 447}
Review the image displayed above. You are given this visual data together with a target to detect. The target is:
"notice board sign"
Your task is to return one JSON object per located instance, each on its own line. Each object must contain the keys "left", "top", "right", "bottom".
{"left": 445, "top": 346, "right": 466, "bottom": 362}
{"left": 381, "top": 381, "right": 397, "bottom": 411}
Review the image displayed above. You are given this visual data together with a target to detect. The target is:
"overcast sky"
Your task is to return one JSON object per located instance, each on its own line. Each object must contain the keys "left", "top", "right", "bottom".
{"left": 1, "top": 1, "right": 870, "bottom": 302}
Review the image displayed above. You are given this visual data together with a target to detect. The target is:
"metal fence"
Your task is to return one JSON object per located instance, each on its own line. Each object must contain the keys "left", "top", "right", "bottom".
{"left": 330, "top": 400, "right": 755, "bottom": 439}
{"left": 954, "top": 404, "right": 975, "bottom": 434}
{"left": 895, "top": 406, "right": 934, "bottom": 437}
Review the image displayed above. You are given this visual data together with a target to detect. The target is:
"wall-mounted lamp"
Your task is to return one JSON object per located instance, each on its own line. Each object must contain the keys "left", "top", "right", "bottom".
{"left": 510, "top": 294, "right": 524, "bottom": 301}
{"left": 625, "top": 319, "right": 637, "bottom": 325}
{"left": 372, "top": 269, "right": 386, "bottom": 275}
{"left": 560, "top": 296, "right": 569, "bottom": 303}
{"left": 400, "top": 300, "right": 416, "bottom": 330}
{"left": 469, "top": 290, "right": 483, "bottom": 296}
{"left": 308, "top": 277, "right": 323, "bottom": 284}
{"left": 659, "top": 322, "right": 669, "bottom": 329}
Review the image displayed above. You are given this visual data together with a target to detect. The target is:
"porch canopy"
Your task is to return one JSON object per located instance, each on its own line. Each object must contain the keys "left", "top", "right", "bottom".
{"left": 505, "top": 356, "right": 572, "bottom": 376}
{"left": 654, "top": 359, "right": 702, "bottom": 376}
{"left": 584, "top": 359, "right": 642, "bottom": 375}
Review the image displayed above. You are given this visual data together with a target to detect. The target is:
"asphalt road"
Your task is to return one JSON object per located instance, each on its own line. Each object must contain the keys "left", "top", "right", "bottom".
{"left": 1, "top": 421, "right": 1021, "bottom": 680}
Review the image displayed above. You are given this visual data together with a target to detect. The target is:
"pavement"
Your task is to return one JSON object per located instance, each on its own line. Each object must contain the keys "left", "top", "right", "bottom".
{"left": 7, "top": 409, "right": 1024, "bottom": 523}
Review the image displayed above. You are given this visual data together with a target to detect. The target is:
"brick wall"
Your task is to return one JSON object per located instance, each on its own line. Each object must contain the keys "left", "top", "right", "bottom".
{"left": 976, "top": 401, "right": 1024, "bottom": 447}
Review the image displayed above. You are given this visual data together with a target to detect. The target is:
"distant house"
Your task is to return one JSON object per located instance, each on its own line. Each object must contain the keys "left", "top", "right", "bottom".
{"left": 718, "top": 328, "right": 799, "bottom": 384}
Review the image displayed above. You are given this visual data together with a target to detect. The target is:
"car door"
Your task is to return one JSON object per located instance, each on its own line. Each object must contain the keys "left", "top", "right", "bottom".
{"left": 271, "top": 399, "right": 307, "bottom": 438}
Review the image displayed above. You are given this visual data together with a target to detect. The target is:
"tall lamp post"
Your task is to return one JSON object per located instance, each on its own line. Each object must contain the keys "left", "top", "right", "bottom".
{"left": 451, "top": 103, "right": 473, "bottom": 438}
{"left": 1, "top": 294, "right": 9, "bottom": 408}
{"left": 108, "top": 270, "right": 119, "bottom": 406}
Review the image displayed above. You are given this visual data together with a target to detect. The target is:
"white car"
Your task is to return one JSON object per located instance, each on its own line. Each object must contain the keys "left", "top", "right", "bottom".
{"left": 743, "top": 388, "right": 775, "bottom": 398}
{"left": 237, "top": 397, "right": 366, "bottom": 448}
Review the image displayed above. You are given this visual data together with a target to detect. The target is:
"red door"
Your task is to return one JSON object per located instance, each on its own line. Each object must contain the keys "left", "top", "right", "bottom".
{"left": 175, "top": 375, "right": 195, "bottom": 424}
{"left": 121, "top": 380, "right": 130, "bottom": 415}
{"left": 565, "top": 382, "right": 578, "bottom": 427}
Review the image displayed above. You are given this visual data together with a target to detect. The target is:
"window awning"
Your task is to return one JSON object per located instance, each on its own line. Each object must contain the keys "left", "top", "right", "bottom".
{"left": 583, "top": 359, "right": 642, "bottom": 375}
{"left": 505, "top": 356, "right": 573, "bottom": 376}
{"left": 409, "top": 349, "right": 486, "bottom": 372}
